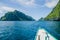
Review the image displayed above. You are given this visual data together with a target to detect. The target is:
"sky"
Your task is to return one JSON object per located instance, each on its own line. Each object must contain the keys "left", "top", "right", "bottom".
{"left": 0, "top": 0, "right": 59, "bottom": 20}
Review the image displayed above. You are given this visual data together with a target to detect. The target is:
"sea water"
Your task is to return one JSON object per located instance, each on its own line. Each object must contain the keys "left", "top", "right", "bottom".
{"left": 0, "top": 21, "right": 60, "bottom": 40}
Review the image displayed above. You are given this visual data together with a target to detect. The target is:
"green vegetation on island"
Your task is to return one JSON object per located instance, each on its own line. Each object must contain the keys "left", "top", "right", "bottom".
{"left": 45, "top": 0, "right": 60, "bottom": 21}
{"left": 0, "top": 10, "right": 35, "bottom": 21}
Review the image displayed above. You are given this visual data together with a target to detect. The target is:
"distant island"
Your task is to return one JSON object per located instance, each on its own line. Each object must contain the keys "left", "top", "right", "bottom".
{"left": 45, "top": 0, "right": 60, "bottom": 21}
{"left": 0, "top": 10, "right": 35, "bottom": 21}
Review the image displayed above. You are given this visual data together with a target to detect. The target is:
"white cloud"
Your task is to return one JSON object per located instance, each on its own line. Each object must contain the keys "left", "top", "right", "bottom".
{"left": 10, "top": 0, "right": 36, "bottom": 7}
{"left": 1, "top": 6, "right": 15, "bottom": 11}
{"left": 0, "top": 2, "right": 15, "bottom": 12}
{"left": 0, "top": 5, "right": 15, "bottom": 17}
{"left": 45, "top": 0, "right": 59, "bottom": 8}
{"left": 10, "top": 0, "right": 59, "bottom": 8}
{"left": 0, "top": 6, "right": 15, "bottom": 14}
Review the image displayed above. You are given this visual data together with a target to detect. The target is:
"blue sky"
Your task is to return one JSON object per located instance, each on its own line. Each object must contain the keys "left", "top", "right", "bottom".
{"left": 0, "top": 0, "right": 59, "bottom": 20}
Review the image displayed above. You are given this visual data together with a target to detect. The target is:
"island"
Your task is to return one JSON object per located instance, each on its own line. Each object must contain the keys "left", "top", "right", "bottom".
{"left": 0, "top": 10, "right": 35, "bottom": 21}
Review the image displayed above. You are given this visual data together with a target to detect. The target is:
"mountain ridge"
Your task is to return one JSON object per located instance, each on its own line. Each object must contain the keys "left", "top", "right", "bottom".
{"left": 0, "top": 10, "right": 35, "bottom": 21}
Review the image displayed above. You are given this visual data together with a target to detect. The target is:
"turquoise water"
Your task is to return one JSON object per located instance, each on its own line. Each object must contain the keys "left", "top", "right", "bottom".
{"left": 0, "top": 21, "right": 60, "bottom": 40}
